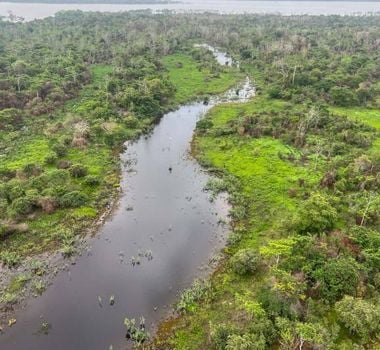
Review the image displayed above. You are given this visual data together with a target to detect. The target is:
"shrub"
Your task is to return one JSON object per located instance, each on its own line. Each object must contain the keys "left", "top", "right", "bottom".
{"left": 268, "top": 84, "right": 282, "bottom": 99}
{"left": 330, "top": 86, "right": 358, "bottom": 106}
{"left": 5, "top": 179, "right": 25, "bottom": 201}
{"left": 22, "top": 163, "right": 42, "bottom": 177}
{"left": 294, "top": 192, "right": 338, "bottom": 234}
{"left": 231, "top": 249, "right": 260, "bottom": 275}
{"left": 51, "top": 143, "right": 68, "bottom": 157}
{"left": 44, "top": 152, "right": 58, "bottom": 165}
{"left": 256, "top": 287, "right": 295, "bottom": 319}
{"left": 210, "top": 323, "right": 237, "bottom": 350}
{"left": 124, "top": 115, "right": 139, "bottom": 128}
{"left": 29, "top": 170, "right": 67, "bottom": 191}
{"left": 84, "top": 175, "right": 101, "bottom": 186}
{"left": 226, "top": 333, "right": 265, "bottom": 350}
{"left": 60, "top": 191, "right": 88, "bottom": 208}
{"left": 196, "top": 118, "right": 213, "bottom": 133}
{"left": 69, "top": 164, "right": 88, "bottom": 178}
{"left": 335, "top": 296, "right": 380, "bottom": 341}
{"left": 313, "top": 257, "right": 360, "bottom": 302}
{"left": 9, "top": 196, "right": 35, "bottom": 217}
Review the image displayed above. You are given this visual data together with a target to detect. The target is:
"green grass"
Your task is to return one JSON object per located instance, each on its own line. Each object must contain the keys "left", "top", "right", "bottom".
{"left": 331, "top": 106, "right": 380, "bottom": 152}
{"left": 331, "top": 107, "right": 380, "bottom": 130}
{"left": 2, "top": 138, "right": 50, "bottom": 170}
{"left": 162, "top": 54, "right": 242, "bottom": 104}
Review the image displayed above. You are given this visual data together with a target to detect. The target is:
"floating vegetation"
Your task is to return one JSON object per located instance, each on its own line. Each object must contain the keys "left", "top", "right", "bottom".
{"left": 130, "top": 256, "right": 141, "bottom": 266}
{"left": 124, "top": 316, "right": 149, "bottom": 346}
{"left": 8, "top": 319, "right": 16, "bottom": 327}
{"left": 36, "top": 322, "right": 51, "bottom": 335}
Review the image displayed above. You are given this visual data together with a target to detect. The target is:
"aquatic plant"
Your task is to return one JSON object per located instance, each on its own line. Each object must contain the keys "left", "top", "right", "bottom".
{"left": 32, "top": 279, "right": 46, "bottom": 295}
{"left": 176, "top": 279, "right": 212, "bottom": 313}
{"left": 124, "top": 316, "right": 149, "bottom": 346}
{"left": 0, "top": 251, "right": 22, "bottom": 267}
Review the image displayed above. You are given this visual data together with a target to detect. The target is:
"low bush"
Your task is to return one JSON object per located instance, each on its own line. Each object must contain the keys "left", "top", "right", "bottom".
{"left": 231, "top": 248, "right": 260, "bottom": 275}
{"left": 52, "top": 143, "right": 68, "bottom": 157}
{"left": 60, "top": 191, "right": 88, "bottom": 208}
{"left": 84, "top": 175, "right": 101, "bottom": 186}
{"left": 69, "top": 164, "right": 88, "bottom": 178}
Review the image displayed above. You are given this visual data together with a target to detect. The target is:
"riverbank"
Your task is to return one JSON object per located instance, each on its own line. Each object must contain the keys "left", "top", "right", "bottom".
{"left": 0, "top": 49, "right": 241, "bottom": 332}
{"left": 153, "top": 94, "right": 380, "bottom": 348}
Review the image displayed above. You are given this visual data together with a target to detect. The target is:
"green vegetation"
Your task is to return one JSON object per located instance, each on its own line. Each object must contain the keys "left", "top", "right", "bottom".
{"left": 152, "top": 14, "right": 380, "bottom": 350}
{"left": 0, "top": 10, "right": 379, "bottom": 349}
{"left": 156, "top": 95, "right": 380, "bottom": 349}
{"left": 162, "top": 53, "right": 240, "bottom": 104}
{"left": 0, "top": 11, "right": 241, "bottom": 312}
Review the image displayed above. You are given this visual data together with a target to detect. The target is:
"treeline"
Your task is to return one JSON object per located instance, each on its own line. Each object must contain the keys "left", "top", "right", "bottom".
{"left": 1, "top": 12, "right": 379, "bottom": 123}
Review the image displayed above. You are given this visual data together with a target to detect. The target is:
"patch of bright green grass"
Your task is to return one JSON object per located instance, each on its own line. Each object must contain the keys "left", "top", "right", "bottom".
{"left": 331, "top": 106, "right": 380, "bottom": 152}
{"left": 162, "top": 54, "right": 242, "bottom": 104}
{"left": 72, "top": 206, "right": 98, "bottom": 219}
{"left": 331, "top": 106, "right": 380, "bottom": 130}
{"left": 3, "top": 137, "right": 50, "bottom": 170}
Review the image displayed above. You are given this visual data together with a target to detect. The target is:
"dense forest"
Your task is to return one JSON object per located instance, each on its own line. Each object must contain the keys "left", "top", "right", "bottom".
{"left": 0, "top": 10, "right": 379, "bottom": 349}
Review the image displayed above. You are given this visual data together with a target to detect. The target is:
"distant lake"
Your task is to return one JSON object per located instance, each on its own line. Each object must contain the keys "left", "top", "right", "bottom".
{"left": 0, "top": 0, "right": 380, "bottom": 20}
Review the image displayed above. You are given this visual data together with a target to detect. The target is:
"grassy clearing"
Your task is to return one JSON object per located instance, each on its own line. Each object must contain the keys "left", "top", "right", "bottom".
{"left": 162, "top": 53, "right": 241, "bottom": 104}
{"left": 331, "top": 107, "right": 380, "bottom": 153}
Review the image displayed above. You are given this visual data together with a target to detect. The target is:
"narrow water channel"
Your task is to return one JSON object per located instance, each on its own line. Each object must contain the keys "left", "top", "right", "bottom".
{"left": 0, "top": 50, "right": 254, "bottom": 350}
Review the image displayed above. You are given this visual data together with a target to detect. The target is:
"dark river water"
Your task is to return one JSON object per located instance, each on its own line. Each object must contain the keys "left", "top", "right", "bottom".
{"left": 0, "top": 50, "right": 254, "bottom": 349}
{"left": 1, "top": 0, "right": 380, "bottom": 20}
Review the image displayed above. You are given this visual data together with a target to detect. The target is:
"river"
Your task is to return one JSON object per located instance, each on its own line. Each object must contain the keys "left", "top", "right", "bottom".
{"left": 0, "top": 50, "right": 254, "bottom": 349}
{"left": 1, "top": 0, "right": 380, "bottom": 21}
